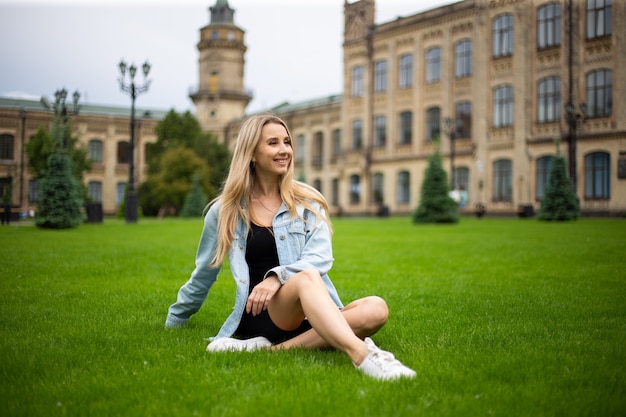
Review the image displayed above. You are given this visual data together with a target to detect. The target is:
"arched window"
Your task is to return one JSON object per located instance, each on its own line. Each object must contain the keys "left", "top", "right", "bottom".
{"left": 88, "top": 139, "right": 103, "bottom": 163}
{"left": 455, "top": 39, "right": 472, "bottom": 78}
{"left": 374, "top": 116, "right": 386, "bottom": 147}
{"left": 584, "top": 152, "right": 610, "bottom": 199}
{"left": 372, "top": 173, "right": 384, "bottom": 204}
{"left": 536, "top": 156, "right": 553, "bottom": 200}
{"left": 538, "top": 77, "right": 561, "bottom": 123}
{"left": 117, "top": 141, "right": 130, "bottom": 164}
{"left": 396, "top": 171, "right": 410, "bottom": 204}
{"left": 493, "top": 85, "right": 513, "bottom": 127}
{"left": 493, "top": 159, "right": 513, "bottom": 202}
{"left": 374, "top": 60, "right": 387, "bottom": 93}
{"left": 425, "top": 107, "right": 441, "bottom": 142}
{"left": 313, "top": 132, "right": 323, "bottom": 168}
{"left": 349, "top": 174, "right": 361, "bottom": 205}
{"left": 493, "top": 14, "right": 514, "bottom": 57}
{"left": 88, "top": 181, "right": 102, "bottom": 203}
{"left": 586, "top": 69, "right": 612, "bottom": 118}
{"left": 426, "top": 47, "right": 441, "bottom": 83}
{"left": 0, "top": 134, "right": 15, "bottom": 160}
{"left": 538, "top": 3, "right": 561, "bottom": 48}
{"left": 399, "top": 54, "right": 413, "bottom": 88}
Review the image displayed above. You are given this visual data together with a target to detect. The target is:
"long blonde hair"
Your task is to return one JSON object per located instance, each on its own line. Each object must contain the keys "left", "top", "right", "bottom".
{"left": 208, "top": 114, "right": 331, "bottom": 267}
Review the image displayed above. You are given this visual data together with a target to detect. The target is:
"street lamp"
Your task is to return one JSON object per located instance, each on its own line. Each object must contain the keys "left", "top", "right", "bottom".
{"left": 564, "top": 101, "right": 587, "bottom": 192}
{"left": 444, "top": 117, "right": 461, "bottom": 190}
{"left": 118, "top": 59, "right": 151, "bottom": 223}
{"left": 40, "top": 88, "right": 81, "bottom": 150}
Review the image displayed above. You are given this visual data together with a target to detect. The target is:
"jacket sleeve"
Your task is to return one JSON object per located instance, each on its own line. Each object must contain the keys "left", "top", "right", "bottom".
{"left": 267, "top": 206, "right": 334, "bottom": 285}
{"left": 165, "top": 203, "right": 221, "bottom": 328}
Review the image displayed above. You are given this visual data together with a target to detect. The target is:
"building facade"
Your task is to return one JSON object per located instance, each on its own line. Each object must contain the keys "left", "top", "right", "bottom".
{"left": 0, "top": 0, "right": 624, "bottom": 218}
{"left": 0, "top": 98, "right": 165, "bottom": 216}
{"left": 269, "top": 0, "right": 624, "bottom": 216}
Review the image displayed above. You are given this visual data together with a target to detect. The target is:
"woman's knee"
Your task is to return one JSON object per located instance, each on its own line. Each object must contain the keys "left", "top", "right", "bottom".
{"left": 292, "top": 268, "right": 324, "bottom": 288}
{"left": 365, "top": 296, "right": 389, "bottom": 327}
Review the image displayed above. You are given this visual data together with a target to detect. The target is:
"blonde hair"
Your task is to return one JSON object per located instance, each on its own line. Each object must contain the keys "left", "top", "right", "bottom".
{"left": 208, "top": 114, "right": 331, "bottom": 267}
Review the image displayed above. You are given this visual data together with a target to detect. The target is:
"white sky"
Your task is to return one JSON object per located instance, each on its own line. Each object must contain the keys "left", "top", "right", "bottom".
{"left": 0, "top": 0, "right": 460, "bottom": 113}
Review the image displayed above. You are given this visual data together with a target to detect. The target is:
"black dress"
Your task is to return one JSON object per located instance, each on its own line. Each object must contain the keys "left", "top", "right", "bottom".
{"left": 233, "top": 222, "right": 311, "bottom": 344}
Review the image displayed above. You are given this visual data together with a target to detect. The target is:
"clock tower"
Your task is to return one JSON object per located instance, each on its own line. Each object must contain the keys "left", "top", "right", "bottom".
{"left": 191, "top": 0, "right": 252, "bottom": 139}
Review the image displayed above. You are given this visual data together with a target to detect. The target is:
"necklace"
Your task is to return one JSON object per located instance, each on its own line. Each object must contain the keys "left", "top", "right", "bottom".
{"left": 252, "top": 194, "right": 280, "bottom": 214}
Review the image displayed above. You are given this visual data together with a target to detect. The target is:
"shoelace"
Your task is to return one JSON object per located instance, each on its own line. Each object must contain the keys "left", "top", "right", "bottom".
{"left": 370, "top": 348, "right": 401, "bottom": 368}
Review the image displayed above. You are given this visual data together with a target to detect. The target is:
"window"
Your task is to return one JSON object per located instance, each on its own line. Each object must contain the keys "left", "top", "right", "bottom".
{"left": 454, "top": 167, "right": 469, "bottom": 202}
{"left": 538, "top": 77, "right": 561, "bottom": 123}
{"left": 426, "top": 47, "right": 441, "bottom": 83}
{"left": 493, "top": 85, "right": 514, "bottom": 127}
{"left": 351, "top": 65, "right": 364, "bottom": 97}
{"left": 116, "top": 182, "right": 126, "bottom": 206}
{"left": 585, "top": 152, "right": 610, "bottom": 199}
{"left": 313, "top": 132, "right": 323, "bottom": 168}
{"left": 88, "top": 181, "right": 102, "bottom": 203}
{"left": 352, "top": 119, "right": 363, "bottom": 150}
{"left": 538, "top": 3, "right": 561, "bottom": 49}
{"left": 374, "top": 60, "right": 387, "bottom": 93}
{"left": 0, "top": 134, "right": 14, "bottom": 160}
{"left": 332, "top": 129, "right": 341, "bottom": 157}
{"left": 399, "top": 54, "right": 413, "bottom": 88}
{"left": 426, "top": 107, "right": 441, "bottom": 141}
{"left": 28, "top": 179, "right": 38, "bottom": 203}
{"left": 493, "top": 14, "right": 514, "bottom": 57}
{"left": 455, "top": 102, "right": 472, "bottom": 139}
{"left": 88, "top": 139, "right": 103, "bottom": 163}
{"left": 117, "top": 141, "right": 130, "bottom": 164}
{"left": 313, "top": 179, "right": 322, "bottom": 193}
{"left": 493, "top": 159, "right": 513, "bottom": 202}
{"left": 536, "top": 156, "right": 553, "bottom": 200}
{"left": 349, "top": 174, "right": 361, "bottom": 204}
{"left": 331, "top": 178, "right": 339, "bottom": 206}
{"left": 296, "top": 134, "right": 305, "bottom": 164}
{"left": 399, "top": 111, "right": 412, "bottom": 145}
{"left": 372, "top": 173, "right": 384, "bottom": 204}
{"left": 587, "top": 0, "right": 612, "bottom": 39}
{"left": 374, "top": 116, "right": 386, "bottom": 147}
{"left": 586, "top": 69, "right": 612, "bottom": 117}
{"left": 397, "top": 171, "right": 410, "bottom": 204}
{"left": 455, "top": 39, "right": 472, "bottom": 78}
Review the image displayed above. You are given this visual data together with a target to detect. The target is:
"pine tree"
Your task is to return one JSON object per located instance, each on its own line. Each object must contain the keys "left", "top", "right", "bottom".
{"left": 413, "top": 146, "right": 458, "bottom": 224}
{"left": 35, "top": 152, "right": 85, "bottom": 229}
{"left": 180, "top": 174, "right": 208, "bottom": 218}
{"left": 538, "top": 153, "right": 579, "bottom": 221}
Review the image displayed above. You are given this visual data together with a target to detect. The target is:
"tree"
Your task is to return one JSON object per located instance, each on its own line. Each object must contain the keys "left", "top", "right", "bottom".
{"left": 25, "top": 125, "right": 92, "bottom": 197}
{"left": 180, "top": 174, "right": 208, "bottom": 218}
{"left": 538, "top": 153, "right": 579, "bottom": 221}
{"left": 140, "top": 110, "right": 230, "bottom": 216}
{"left": 35, "top": 152, "right": 85, "bottom": 229}
{"left": 413, "top": 141, "right": 458, "bottom": 224}
{"left": 140, "top": 147, "right": 211, "bottom": 216}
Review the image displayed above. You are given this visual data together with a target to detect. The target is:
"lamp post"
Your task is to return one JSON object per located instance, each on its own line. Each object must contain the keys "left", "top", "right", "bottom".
{"left": 564, "top": 101, "right": 587, "bottom": 192}
{"left": 40, "top": 88, "right": 81, "bottom": 151}
{"left": 118, "top": 59, "right": 151, "bottom": 223}
{"left": 444, "top": 117, "right": 461, "bottom": 190}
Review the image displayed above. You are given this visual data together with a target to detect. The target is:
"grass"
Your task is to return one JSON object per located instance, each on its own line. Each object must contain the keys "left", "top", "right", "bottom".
{"left": 1, "top": 216, "right": 625, "bottom": 417}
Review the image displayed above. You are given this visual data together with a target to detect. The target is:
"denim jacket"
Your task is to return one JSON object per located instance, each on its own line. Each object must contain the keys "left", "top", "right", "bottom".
{"left": 165, "top": 199, "right": 344, "bottom": 338}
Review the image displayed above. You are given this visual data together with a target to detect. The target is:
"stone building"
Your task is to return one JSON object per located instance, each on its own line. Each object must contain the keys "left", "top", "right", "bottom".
{"left": 0, "top": 0, "right": 624, "bottom": 218}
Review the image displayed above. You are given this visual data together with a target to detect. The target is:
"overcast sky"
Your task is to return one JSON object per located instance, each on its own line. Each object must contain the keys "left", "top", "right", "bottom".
{"left": 1, "top": 0, "right": 460, "bottom": 114}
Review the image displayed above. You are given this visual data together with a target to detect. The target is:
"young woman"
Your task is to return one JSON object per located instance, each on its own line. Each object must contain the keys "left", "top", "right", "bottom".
{"left": 165, "top": 114, "right": 415, "bottom": 381}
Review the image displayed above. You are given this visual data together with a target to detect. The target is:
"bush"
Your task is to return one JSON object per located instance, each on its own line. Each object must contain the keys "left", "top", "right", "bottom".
{"left": 538, "top": 155, "right": 579, "bottom": 221}
{"left": 35, "top": 153, "right": 85, "bottom": 229}
{"left": 413, "top": 150, "right": 458, "bottom": 224}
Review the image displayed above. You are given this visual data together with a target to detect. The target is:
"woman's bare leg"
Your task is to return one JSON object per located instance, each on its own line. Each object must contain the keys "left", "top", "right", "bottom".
{"left": 267, "top": 269, "right": 388, "bottom": 365}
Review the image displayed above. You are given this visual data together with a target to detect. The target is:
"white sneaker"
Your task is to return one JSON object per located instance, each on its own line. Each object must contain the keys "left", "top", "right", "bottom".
{"left": 356, "top": 337, "right": 416, "bottom": 381}
{"left": 206, "top": 336, "right": 272, "bottom": 352}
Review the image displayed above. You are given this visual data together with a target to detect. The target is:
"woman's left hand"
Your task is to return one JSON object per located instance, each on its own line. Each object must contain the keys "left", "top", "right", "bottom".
{"left": 246, "top": 275, "right": 281, "bottom": 316}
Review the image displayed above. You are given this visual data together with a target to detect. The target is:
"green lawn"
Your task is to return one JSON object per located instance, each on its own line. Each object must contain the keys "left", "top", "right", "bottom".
{"left": 1, "top": 217, "right": 624, "bottom": 417}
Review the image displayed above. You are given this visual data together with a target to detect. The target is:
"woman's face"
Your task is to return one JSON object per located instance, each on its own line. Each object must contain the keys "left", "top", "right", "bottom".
{"left": 252, "top": 122, "right": 293, "bottom": 178}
